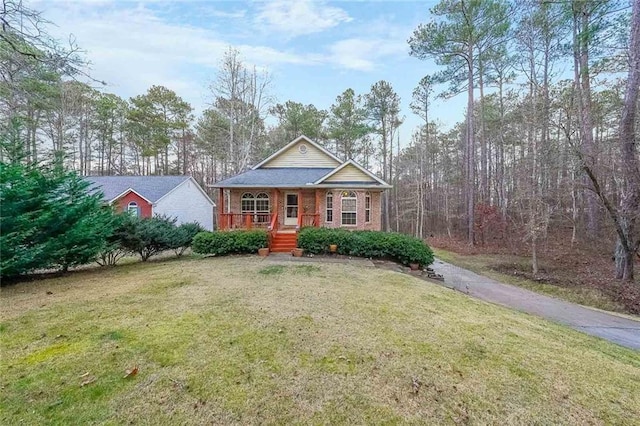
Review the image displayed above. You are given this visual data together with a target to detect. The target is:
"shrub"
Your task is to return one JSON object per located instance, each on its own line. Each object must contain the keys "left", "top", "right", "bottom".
{"left": 169, "top": 222, "right": 205, "bottom": 256}
{"left": 192, "top": 230, "right": 268, "bottom": 256}
{"left": 119, "top": 215, "right": 177, "bottom": 262}
{"left": 297, "top": 227, "right": 434, "bottom": 267}
{"left": 97, "top": 213, "right": 137, "bottom": 266}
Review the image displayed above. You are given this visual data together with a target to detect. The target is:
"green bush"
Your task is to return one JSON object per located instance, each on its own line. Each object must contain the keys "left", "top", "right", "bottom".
{"left": 1, "top": 122, "right": 116, "bottom": 277}
{"left": 297, "top": 227, "right": 434, "bottom": 267}
{"left": 192, "top": 230, "right": 268, "bottom": 256}
{"left": 169, "top": 222, "right": 205, "bottom": 256}
{"left": 118, "top": 215, "right": 178, "bottom": 262}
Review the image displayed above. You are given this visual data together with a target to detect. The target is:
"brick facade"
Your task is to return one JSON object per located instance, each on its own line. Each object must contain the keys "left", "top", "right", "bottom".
{"left": 227, "top": 188, "right": 382, "bottom": 231}
{"left": 113, "top": 191, "right": 153, "bottom": 218}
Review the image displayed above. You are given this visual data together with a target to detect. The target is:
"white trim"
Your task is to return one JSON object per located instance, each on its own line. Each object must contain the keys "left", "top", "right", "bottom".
{"left": 109, "top": 188, "right": 153, "bottom": 205}
{"left": 155, "top": 176, "right": 216, "bottom": 206}
{"left": 127, "top": 201, "right": 140, "bottom": 217}
{"left": 340, "top": 190, "right": 357, "bottom": 227}
{"left": 209, "top": 183, "right": 390, "bottom": 189}
{"left": 284, "top": 192, "right": 299, "bottom": 226}
{"left": 365, "top": 192, "right": 371, "bottom": 223}
{"left": 312, "top": 159, "right": 391, "bottom": 186}
{"left": 251, "top": 135, "right": 343, "bottom": 170}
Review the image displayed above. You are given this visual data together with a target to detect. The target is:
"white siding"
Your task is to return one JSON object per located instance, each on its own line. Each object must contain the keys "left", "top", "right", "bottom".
{"left": 325, "top": 164, "right": 376, "bottom": 182}
{"left": 262, "top": 140, "right": 341, "bottom": 168}
{"left": 154, "top": 179, "right": 214, "bottom": 231}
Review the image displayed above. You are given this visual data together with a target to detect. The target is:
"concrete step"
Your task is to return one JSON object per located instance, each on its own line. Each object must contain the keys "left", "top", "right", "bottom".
{"left": 270, "top": 247, "right": 295, "bottom": 253}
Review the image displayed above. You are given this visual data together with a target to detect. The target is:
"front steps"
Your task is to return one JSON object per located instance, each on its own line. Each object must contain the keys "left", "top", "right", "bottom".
{"left": 270, "top": 231, "right": 298, "bottom": 253}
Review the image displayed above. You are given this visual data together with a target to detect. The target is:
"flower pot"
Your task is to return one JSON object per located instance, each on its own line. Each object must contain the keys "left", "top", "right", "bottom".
{"left": 292, "top": 248, "right": 304, "bottom": 257}
{"left": 409, "top": 263, "right": 420, "bottom": 271}
{"left": 329, "top": 244, "right": 337, "bottom": 253}
{"left": 258, "top": 248, "right": 269, "bottom": 257}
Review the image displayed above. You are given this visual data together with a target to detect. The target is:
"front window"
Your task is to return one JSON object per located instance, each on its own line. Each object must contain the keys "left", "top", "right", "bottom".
{"left": 365, "top": 192, "right": 371, "bottom": 223}
{"left": 127, "top": 201, "right": 139, "bottom": 217}
{"left": 241, "top": 193, "right": 255, "bottom": 214}
{"left": 241, "top": 192, "right": 270, "bottom": 223}
{"left": 326, "top": 192, "right": 333, "bottom": 222}
{"left": 255, "top": 192, "right": 270, "bottom": 223}
{"left": 341, "top": 191, "right": 357, "bottom": 226}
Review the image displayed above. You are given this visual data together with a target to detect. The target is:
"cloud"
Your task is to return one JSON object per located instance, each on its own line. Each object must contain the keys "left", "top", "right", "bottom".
{"left": 254, "top": 0, "right": 352, "bottom": 37}
{"left": 34, "top": 2, "right": 321, "bottom": 112}
{"left": 326, "top": 38, "right": 407, "bottom": 72}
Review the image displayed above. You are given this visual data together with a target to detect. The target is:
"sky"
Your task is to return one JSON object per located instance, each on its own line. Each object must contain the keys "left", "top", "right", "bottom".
{"left": 33, "top": 0, "right": 468, "bottom": 146}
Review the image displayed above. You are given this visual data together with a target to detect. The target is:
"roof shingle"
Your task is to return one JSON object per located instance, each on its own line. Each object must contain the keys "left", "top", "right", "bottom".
{"left": 210, "top": 168, "right": 334, "bottom": 187}
{"left": 86, "top": 176, "right": 191, "bottom": 203}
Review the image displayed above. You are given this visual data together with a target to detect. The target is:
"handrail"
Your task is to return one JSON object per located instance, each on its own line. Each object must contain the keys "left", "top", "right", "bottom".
{"left": 267, "top": 212, "right": 278, "bottom": 250}
{"left": 268, "top": 212, "right": 278, "bottom": 231}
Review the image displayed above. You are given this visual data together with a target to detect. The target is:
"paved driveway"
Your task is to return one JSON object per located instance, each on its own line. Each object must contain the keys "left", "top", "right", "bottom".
{"left": 431, "top": 259, "right": 640, "bottom": 350}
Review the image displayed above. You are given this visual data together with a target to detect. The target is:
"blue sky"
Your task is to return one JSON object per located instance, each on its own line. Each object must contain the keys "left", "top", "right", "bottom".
{"left": 35, "top": 1, "right": 467, "bottom": 146}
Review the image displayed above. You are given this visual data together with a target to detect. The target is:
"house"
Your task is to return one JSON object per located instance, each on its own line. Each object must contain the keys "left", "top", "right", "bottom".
{"left": 87, "top": 175, "right": 215, "bottom": 231}
{"left": 211, "top": 135, "right": 391, "bottom": 252}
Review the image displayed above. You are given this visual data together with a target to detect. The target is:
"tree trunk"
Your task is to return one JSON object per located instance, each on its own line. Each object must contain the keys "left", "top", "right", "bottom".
{"left": 615, "top": 0, "right": 640, "bottom": 282}
{"left": 466, "top": 52, "right": 475, "bottom": 245}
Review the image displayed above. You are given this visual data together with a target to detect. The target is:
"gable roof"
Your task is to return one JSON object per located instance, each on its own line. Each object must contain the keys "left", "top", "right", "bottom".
{"left": 313, "top": 160, "right": 391, "bottom": 187}
{"left": 87, "top": 175, "right": 193, "bottom": 203}
{"left": 210, "top": 168, "right": 334, "bottom": 188}
{"left": 252, "top": 135, "right": 342, "bottom": 170}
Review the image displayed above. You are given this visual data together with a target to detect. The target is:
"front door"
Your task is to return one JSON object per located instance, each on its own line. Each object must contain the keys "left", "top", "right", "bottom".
{"left": 285, "top": 193, "right": 298, "bottom": 226}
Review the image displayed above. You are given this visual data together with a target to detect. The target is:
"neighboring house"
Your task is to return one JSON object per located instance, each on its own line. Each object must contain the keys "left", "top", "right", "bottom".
{"left": 87, "top": 175, "right": 215, "bottom": 231}
{"left": 211, "top": 135, "right": 391, "bottom": 251}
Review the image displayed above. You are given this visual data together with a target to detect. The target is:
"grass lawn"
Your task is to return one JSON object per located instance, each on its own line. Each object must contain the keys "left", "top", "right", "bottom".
{"left": 433, "top": 247, "right": 637, "bottom": 316}
{"left": 1, "top": 257, "right": 639, "bottom": 424}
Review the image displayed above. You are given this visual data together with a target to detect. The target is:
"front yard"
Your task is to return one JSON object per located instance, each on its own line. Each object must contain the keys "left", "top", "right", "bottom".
{"left": 1, "top": 257, "right": 639, "bottom": 424}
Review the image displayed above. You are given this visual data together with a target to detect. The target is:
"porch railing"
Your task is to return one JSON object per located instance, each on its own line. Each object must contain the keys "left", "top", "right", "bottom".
{"left": 219, "top": 213, "right": 271, "bottom": 230}
{"left": 267, "top": 213, "right": 278, "bottom": 250}
{"left": 299, "top": 213, "right": 320, "bottom": 228}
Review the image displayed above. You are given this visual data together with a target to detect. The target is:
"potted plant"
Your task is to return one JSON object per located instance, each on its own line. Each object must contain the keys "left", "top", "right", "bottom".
{"left": 258, "top": 247, "right": 269, "bottom": 257}
{"left": 329, "top": 244, "right": 337, "bottom": 253}
{"left": 292, "top": 248, "right": 304, "bottom": 257}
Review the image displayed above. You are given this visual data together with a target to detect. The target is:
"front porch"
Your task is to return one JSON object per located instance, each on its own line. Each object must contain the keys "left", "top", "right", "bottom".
{"left": 217, "top": 188, "right": 321, "bottom": 232}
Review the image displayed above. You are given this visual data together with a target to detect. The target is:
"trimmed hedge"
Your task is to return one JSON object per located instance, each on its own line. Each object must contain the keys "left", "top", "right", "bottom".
{"left": 297, "top": 227, "right": 434, "bottom": 267}
{"left": 192, "top": 230, "right": 268, "bottom": 256}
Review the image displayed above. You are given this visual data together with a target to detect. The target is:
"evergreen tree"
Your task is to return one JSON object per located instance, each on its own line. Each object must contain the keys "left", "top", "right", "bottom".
{"left": 0, "top": 120, "right": 115, "bottom": 278}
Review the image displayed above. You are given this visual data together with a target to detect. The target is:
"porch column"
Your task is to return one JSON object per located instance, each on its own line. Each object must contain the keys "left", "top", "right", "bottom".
{"left": 273, "top": 189, "right": 279, "bottom": 229}
{"left": 218, "top": 188, "right": 225, "bottom": 230}
{"left": 297, "top": 189, "right": 303, "bottom": 228}
{"left": 315, "top": 189, "right": 321, "bottom": 227}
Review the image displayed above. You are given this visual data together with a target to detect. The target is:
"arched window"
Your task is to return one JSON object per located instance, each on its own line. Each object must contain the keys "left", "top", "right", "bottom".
{"left": 341, "top": 191, "right": 357, "bottom": 226}
{"left": 127, "top": 201, "right": 139, "bottom": 217}
{"left": 255, "top": 192, "right": 270, "bottom": 222}
{"left": 241, "top": 193, "right": 254, "bottom": 214}
{"left": 365, "top": 192, "right": 371, "bottom": 223}
{"left": 326, "top": 191, "right": 333, "bottom": 222}
{"left": 241, "top": 192, "right": 270, "bottom": 223}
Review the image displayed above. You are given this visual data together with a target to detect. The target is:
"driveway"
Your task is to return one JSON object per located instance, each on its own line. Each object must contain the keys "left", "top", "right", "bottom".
{"left": 430, "top": 259, "right": 640, "bottom": 350}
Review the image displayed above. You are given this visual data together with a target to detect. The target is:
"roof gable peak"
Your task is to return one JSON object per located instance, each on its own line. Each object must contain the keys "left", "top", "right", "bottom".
{"left": 252, "top": 135, "right": 342, "bottom": 170}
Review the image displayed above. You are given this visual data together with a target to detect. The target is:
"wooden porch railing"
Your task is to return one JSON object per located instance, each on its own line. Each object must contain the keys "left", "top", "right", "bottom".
{"left": 299, "top": 213, "right": 320, "bottom": 228}
{"left": 267, "top": 213, "right": 278, "bottom": 250}
{"left": 219, "top": 213, "right": 271, "bottom": 230}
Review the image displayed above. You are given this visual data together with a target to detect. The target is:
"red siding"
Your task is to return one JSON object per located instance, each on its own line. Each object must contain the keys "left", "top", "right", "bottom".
{"left": 114, "top": 191, "right": 152, "bottom": 218}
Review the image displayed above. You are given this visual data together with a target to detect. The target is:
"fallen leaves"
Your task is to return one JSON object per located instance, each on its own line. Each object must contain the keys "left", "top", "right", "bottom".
{"left": 123, "top": 366, "right": 138, "bottom": 379}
